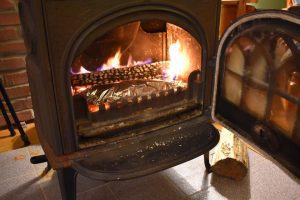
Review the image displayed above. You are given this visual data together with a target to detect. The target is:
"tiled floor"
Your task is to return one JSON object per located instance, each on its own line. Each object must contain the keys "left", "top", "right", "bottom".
{"left": 0, "top": 145, "right": 299, "bottom": 200}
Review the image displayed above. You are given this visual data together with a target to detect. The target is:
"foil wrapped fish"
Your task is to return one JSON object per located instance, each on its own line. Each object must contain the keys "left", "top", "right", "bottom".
{"left": 83, "top": 80, "right": 185, "bottom": 105}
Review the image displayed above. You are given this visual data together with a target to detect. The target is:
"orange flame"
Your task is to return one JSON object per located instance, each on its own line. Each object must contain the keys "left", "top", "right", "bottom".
{"left": 165, "top": 40, "right": 190, "bottom": 81}
{"left": 102, "top": 49, "right": 122, "bottom": 70}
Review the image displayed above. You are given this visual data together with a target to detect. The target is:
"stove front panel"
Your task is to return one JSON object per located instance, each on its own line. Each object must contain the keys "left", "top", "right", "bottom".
{"left": 40, "top": 0, "right": 220, "bottom": 153}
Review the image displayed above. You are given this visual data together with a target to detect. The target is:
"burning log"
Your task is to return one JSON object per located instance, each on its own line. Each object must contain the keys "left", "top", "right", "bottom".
{"left": 211, "top": 126, "right": 249, "bottom": 180}
{"left": 70, "top": 61, "right": 169, "bottom": 87}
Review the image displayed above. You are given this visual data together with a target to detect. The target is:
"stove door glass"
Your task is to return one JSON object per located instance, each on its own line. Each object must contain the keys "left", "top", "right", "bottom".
{"left": 213, "top": 11, "right": 300, "bottom": 177}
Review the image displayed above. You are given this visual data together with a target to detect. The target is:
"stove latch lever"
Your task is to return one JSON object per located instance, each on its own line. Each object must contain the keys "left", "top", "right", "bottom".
{"left": 253, "top": 123, "right": 280, "bottom": 153}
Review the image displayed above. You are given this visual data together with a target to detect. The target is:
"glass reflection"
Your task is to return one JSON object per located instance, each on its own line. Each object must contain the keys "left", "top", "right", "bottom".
{"left": 243, "top": 84, "right": 267, "bottom": 119}
{"left": 270, "top": 95, "right": 297, "bottom": 136}
{"left": 222, "top": 29, "right": 300, "bottom": 143}
{"left": 288, "top": 71, "right": 300, "bottom": 98}
{"left": 225, "top": 43, "right": 245, "bottom": 76}
{"left": 223, "top": 72, "right": 242, "bottom": 105}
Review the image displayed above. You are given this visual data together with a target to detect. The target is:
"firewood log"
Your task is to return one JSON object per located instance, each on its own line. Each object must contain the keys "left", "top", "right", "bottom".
{"left": 211, "top": 126, "right": 249, "bottom": 180}
{"left": 70, "top": 61, "right": 169, "bottom": 87}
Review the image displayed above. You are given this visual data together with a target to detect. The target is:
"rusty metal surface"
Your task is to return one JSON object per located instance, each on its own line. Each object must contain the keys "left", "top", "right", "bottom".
{"left": 72, "top": 118, "right": 219, "bottom": 181}
{"left": 77, "top": 99, "right": 198, "bottom": 138}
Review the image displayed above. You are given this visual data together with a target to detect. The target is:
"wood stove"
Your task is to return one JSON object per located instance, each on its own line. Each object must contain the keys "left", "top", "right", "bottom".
{"left": 19, "top": 0, "right": 300, "bottom": 199}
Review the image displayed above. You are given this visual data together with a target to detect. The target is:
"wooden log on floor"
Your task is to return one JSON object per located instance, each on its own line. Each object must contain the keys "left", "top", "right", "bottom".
{"left": 211, "top": 126, "right": 249, "bottom": 180}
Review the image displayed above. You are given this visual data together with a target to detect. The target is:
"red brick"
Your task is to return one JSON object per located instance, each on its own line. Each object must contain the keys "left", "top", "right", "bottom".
{"left": 0, "top": 109, "right": 34, "bottom": 128}
{"left": 3, "top": 70, "right": 28, "bottom": 86}
{"left": 0, "top": 26, "right": 21, "bottom": 42}
{"left": 0, "top": 11, "right": 20, "bottom": 25}
{"left": 11, "top": 97, "right": 32, "bottom": 111}
{"left": 0, "top": 56, "right": 26, "bottom": 71}
{"left": 2, "top": 97, "right": 32, "bottom": 112}
{"left": 4, "top": 84, "right": 31, "bottom": 99}
{"left": 17, "top": 109, "right": 34, "bottom": 121}
{"left": 0, "top": 0, "right": 16, "bottom": 10}
{"left": 0, "top": 115, "right": 6, "bottom": 127}
{"left": 0, "top": 40, "right": 26, "bottom": 56}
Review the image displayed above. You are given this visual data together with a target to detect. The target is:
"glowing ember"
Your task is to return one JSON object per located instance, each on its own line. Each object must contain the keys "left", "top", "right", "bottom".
{"left": 164, "top": 40, "right": 190, "bottom": 81}
{"left": 101, "top": 49, "right": 122, "bottom": 71}
{"left": 72, "top": 85, "right": 91, "bottom": 95}
{"left": 71, "top": 66, "right": 91, "bottom": 74}
{"left": 88, "top": 104, "right": 99, "bottom": 112}
{"left": 104, "top": 102, "right": 110, "bottom": 110}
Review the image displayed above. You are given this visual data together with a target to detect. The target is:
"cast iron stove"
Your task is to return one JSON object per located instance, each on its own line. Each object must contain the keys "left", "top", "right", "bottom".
{"left": 19, "top": 0, "right": 300, "bottom": 199}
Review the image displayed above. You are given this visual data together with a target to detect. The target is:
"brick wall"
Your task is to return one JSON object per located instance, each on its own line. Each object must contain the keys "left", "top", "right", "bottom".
{"left": 0, "top": 0, "right": 34, "bottom": 128}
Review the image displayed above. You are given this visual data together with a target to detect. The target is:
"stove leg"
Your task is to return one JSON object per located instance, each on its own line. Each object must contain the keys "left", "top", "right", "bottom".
{"left": 57, "top": 168, "right": 78, "bottom": 200}
{"left": 204, "top": 152, "right": 212, "bottom": 173}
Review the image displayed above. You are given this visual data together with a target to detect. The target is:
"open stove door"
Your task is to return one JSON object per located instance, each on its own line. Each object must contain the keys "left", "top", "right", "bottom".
{"left": 212, "top": 10, "right": 300, "bottom": 178}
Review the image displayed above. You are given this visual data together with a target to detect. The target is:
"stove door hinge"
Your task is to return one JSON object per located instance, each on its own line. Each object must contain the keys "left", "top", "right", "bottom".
{"left": 204, "top": 106, "right": 213, "bottom": 118}
{"left": 207, "top": 56, "right": 217, "bottom": 70}
{"left": 204, "top": 56, "right": 217, "bottom": 117}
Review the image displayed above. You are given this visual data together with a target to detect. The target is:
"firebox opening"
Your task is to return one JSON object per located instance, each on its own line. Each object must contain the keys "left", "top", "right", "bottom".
{"left": 70, "top": 21, "right": 203, "bottom": 146}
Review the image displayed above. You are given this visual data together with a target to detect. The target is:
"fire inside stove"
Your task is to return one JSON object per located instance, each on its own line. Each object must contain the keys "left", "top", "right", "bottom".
{"left": 70, "top": 21, "right": 202, "bottom": 140}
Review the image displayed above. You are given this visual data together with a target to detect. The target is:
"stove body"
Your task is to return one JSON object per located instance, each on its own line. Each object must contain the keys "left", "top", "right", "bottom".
{"left": 19, "top": 0, "right": 221, "bottom": 199}
{"left": 19, "top": 0, "right": 300, "bottom": 199}
{"left": 20, "top": 0, "right": 220, "bottom": 154}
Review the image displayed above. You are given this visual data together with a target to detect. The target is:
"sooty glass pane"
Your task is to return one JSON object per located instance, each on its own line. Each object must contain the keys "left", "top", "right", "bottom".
{"left": 222, "top": 35, "right": 269, "bottom": 109}
{"left": 222, "top": 29, "right": 300, "bottom": 118}
{"left": 274, "top": 37, "right": 293, "bottom": 69}
{"left": 234, "top": 36, "right": 269, "bottom": 84}
{"left": 270, "top": 95, "right": 298, "bottom": 138}
{"left": 223, "top": 71, "right": 242, "bottom": 106}
{"left": 288, "top": 71, "right": 300, "bottom": 98}
{"left": 294, "top": 123, "right": 300, "bottom": 145}
{"left": 225, "top": 43, "right": 245, "bottom": 76}
{"left": 247, "top": 44, "right": 268, "bottom": 84}
{"left": 273, "top": 37, "right": 299, "bottom": 99}
{"left": 242, "top": 84, "right": 267, "bottom": 119}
